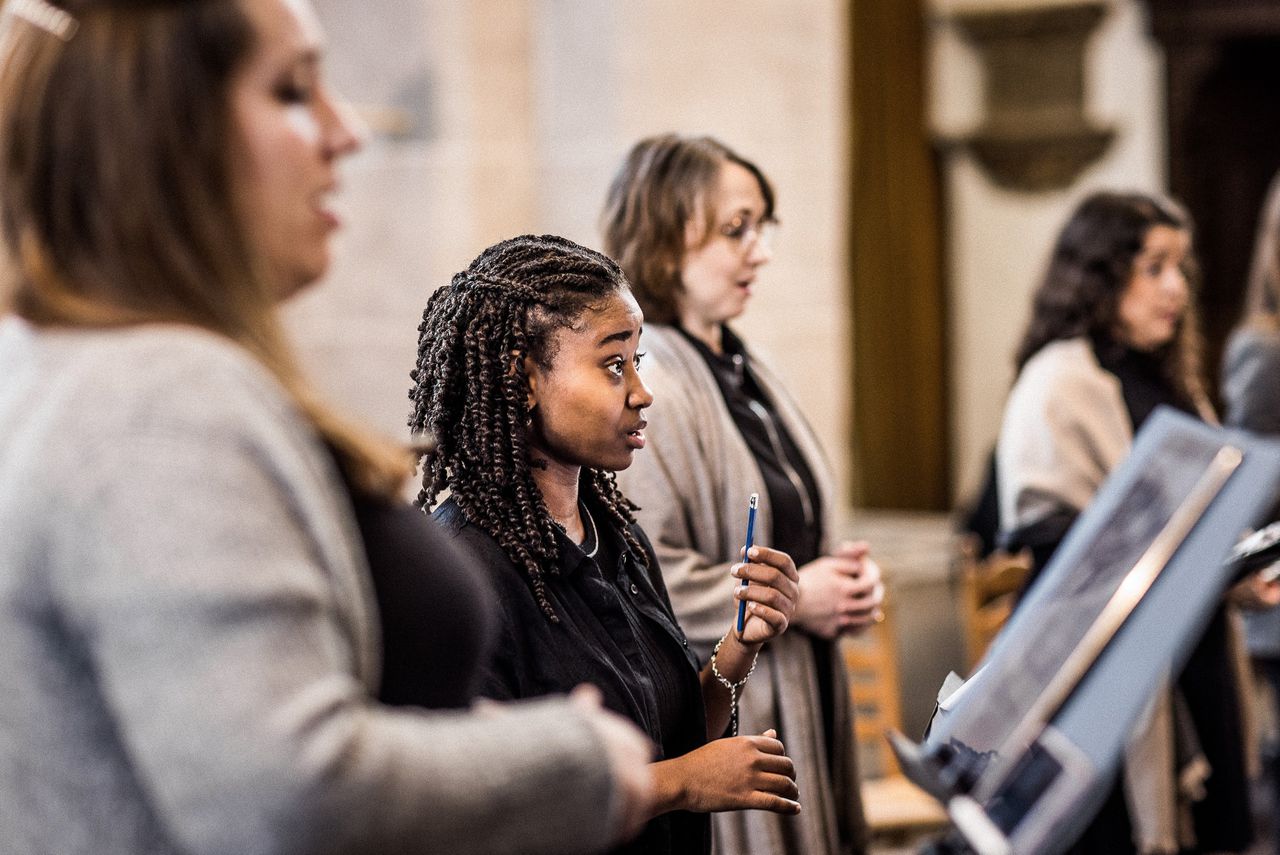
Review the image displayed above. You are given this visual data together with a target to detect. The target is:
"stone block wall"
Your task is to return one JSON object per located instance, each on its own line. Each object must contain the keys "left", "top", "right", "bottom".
{"left": 283, "top": 0, "right": 855, "bottom": 504}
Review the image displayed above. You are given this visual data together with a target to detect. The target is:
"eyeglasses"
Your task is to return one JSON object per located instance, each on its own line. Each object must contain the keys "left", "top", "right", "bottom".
{"left": 718, "top": 215, "right": 777, "bottom": 251}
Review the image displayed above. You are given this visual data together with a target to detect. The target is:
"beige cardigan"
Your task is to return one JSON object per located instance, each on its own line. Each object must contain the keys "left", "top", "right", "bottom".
{"left": 997, "top": 338, "right": 1132, "bottom": 536}
{"left": 617, "top": 324, "right": 866, "bottom": 855}
{"left": 996, "top": 337, "right": 1229, "bottom": 854}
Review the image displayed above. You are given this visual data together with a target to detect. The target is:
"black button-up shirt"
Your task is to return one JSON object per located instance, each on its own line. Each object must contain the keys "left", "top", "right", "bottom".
{"left": 677, "top": 324, "right": 824, "bottom": 566}
{"left": 434, "top": 494, "right": 711, "bottom": 855}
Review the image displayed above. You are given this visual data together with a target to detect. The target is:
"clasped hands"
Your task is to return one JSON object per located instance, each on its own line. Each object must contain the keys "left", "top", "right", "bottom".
{"left": 793, "top": 540, "right": 885, "bottom": 639}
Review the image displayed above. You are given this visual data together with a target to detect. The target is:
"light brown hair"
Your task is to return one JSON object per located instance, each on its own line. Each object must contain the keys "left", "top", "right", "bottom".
{"left": 600, "top": 133, "right": 774, "bottom": 325}
{"left": 0, "top": 0, "right": 411, "bottom": 495}
{"left": 1243, "top": 170, "right": 1280, "bottom": 326}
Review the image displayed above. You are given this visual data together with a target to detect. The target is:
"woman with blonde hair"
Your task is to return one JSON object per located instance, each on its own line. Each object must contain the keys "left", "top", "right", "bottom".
{"left": 1225, "top": 170, "right": 1280, "bottom": 437}
{"left": 602, "top": 133, "right": 883, "bottom": 854}
{"left": 0, "top": 1, "right": 650, "bottom": 852}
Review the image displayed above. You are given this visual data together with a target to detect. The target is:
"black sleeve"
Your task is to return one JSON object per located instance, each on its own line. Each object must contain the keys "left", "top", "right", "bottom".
{"left": 1001, "top": 507, "right": 1078, "bottom": 601}
{"left": 450, "top": 529, "right": 527, "bottom": 704}
{"left": 355, "top": 497, "right": 497, "bottom": 710}
{"left": 473, "top": 618, "right": 522, "bottom": 702}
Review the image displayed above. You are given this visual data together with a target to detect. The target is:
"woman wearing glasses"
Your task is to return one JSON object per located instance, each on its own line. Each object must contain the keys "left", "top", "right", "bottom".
{"left": 604, "top": 134, "right": 883, "bottom": 855}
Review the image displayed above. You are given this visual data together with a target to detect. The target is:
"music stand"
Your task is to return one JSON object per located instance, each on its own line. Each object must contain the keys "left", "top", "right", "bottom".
{"left": 892, "top": 407, "right": 1280, "bottom": 855}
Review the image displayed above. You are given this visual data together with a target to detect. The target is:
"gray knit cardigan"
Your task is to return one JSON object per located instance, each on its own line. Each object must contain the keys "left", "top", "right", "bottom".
{"left": 0, "top": 318, "right": 619, "bottom": 855}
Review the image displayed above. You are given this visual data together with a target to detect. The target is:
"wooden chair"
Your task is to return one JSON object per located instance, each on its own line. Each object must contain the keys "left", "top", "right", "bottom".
{"left": 957, "top": 537, "right": 1032, "bottom": 671}
{"left": 841, "top": 607, "right": 950, "bottom": 842}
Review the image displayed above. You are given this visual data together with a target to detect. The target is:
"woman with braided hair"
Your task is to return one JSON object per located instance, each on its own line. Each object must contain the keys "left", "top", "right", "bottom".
{"left": 410, "top": 233, "right": 804, "bottom": 855}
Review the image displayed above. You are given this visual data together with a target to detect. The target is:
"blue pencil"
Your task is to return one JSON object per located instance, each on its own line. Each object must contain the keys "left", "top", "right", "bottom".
{"left": 736, "top": 493, "right": 759, "bottom": 634}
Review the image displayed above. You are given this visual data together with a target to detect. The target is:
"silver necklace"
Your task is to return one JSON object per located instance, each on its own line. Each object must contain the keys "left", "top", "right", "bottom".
{"left": 554, "top": 501, "right": 599, "bottom": 558}
{"left": 580, "top": 502, "right": 599, "bottom": 558}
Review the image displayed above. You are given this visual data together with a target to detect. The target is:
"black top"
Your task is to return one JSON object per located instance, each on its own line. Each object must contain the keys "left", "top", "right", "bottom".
{"left": 961, "top": 453, "right": 1002, "bottom": 559}
{"left": 1014, "top": 334, "right": 1251, "bottom": 855}
{"left": 678, "top": 325, "right": 824, "bottom": 565}
{"left": 333, "top": 464, "right": 497, "bottom": 709}
{"left": 433, "top": 492, "right": 711, "bottom": 855}
{"left": 1090, "top": 331, "right": 1194, "bottom": 429}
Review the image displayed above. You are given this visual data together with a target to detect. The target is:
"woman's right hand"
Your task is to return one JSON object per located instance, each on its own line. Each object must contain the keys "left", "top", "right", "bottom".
{"left": 1227, "top": 568, "right": 1280, "bottom": 611}
{"left": 650, "top": 729, "right": 800, "bottom": 816}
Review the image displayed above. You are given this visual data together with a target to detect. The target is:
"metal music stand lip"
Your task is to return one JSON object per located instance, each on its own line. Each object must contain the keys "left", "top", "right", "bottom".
{"left": 887, "top": 443, "right": 1245, "bottom": 855}
{"left": 886, "top": 729, "right": 1012, "bottom": 855}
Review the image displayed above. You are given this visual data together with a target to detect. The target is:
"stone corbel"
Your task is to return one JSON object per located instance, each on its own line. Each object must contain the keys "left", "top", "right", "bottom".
{"left": 947, "top": 1, "right": 1115, "bottom": 192}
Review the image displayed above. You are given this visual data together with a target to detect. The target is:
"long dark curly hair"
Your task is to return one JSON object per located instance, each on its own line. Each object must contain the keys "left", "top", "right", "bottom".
{"left": 409, "top": 234, "right": 647, "bottom": 621}
{"left": 1014, "top": 191, "right": 1210, "bottom": 412}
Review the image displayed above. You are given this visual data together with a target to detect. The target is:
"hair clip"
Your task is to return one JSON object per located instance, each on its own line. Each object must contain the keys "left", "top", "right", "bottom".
{"left": 7, "top": 0, "right": 79, "bottom": 42}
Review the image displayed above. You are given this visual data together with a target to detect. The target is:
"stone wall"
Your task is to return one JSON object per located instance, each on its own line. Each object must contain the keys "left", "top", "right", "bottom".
{"left": 284, "top": 0, "right": 855, "bottom": 505}
{"left": 929, "top": 0, "right": 1166, "bottom": 502}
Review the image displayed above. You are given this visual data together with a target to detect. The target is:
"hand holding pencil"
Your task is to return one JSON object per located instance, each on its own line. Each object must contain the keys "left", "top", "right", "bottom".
{"left": 706, "top": 495, "right": 800, "bottom": 738}
{"left": 730, "top": 548, "right": 800, "bottom": 646}
{"left": 736, "top": 494, "right": 759, "bottom": 635}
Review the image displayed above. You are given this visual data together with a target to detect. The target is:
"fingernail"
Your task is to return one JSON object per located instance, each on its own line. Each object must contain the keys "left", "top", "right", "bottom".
{"left": 747, "top": 547, "right": 758, "bottom": 559}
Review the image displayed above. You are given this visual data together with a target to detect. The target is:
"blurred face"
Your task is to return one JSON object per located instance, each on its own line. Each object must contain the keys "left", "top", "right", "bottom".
{"left": 230, "top": 0, "right": 361, "bottom": 298}
{"left": 1116, "top": 225, "right": 1191, "bottom": 351}
{"left": 677, "top": 161, "right": 773, "bottom": 348}
{"left": 525, "top": 289, "right": 654, "bottom": 474}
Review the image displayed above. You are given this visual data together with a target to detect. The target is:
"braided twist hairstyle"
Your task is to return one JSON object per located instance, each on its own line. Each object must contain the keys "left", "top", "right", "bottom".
{"left": 410, "top": 234, "right": 648, "bottom": 621}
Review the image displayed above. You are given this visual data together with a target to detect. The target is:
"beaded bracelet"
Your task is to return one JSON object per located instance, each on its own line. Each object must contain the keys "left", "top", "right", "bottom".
{"left": 710, "top": 633, "right": 759, "bottom": 736}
